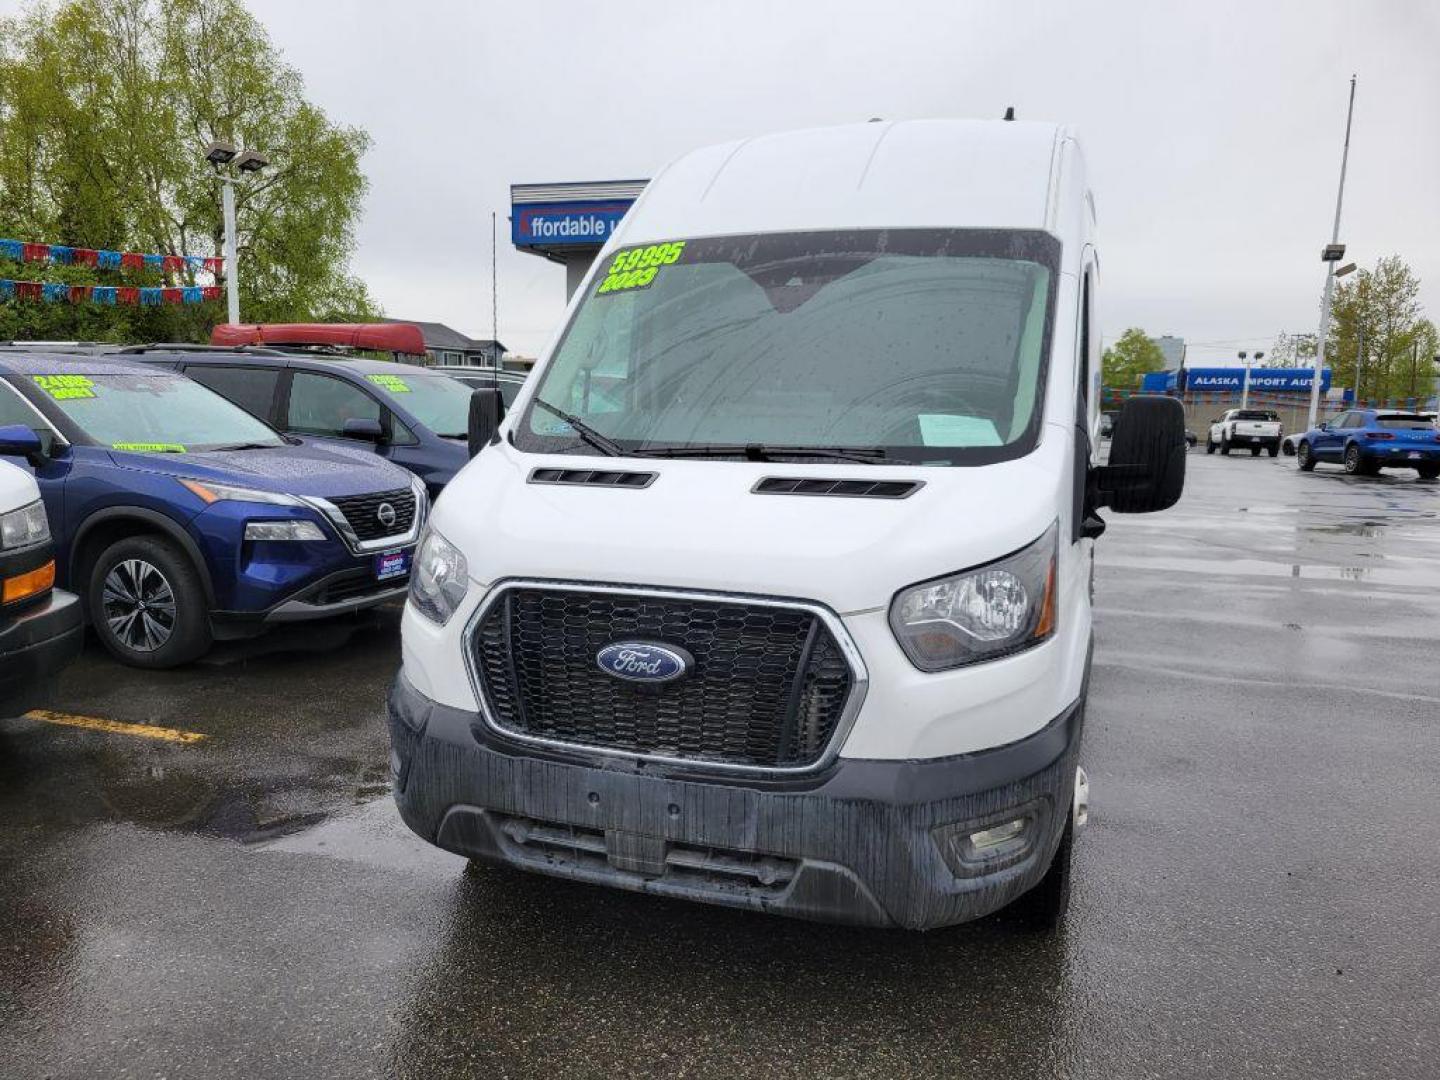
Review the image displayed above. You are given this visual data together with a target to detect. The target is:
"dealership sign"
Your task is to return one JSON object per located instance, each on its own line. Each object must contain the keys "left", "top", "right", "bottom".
{"left": 1179, "top": 367, "right": 1333, "bottom": 393}
{"left": 512, "top": 201, "right": 634, "bottom": 248}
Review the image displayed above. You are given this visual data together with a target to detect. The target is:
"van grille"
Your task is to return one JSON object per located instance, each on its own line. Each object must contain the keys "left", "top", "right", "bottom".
{"left": 470, "top": 587, "right": 855, "bottom": 770}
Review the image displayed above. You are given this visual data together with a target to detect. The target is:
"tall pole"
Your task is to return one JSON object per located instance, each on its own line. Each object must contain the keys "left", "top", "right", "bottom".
{"left": 221, "top": 177, "right": 240, "bottom": 325}
{"left": 1240, "top": 350, "right": 1251, "bottom": 408}
{"left": 1308, "top": 75, "right": 1357, "bottom": 431}
{"left": 491, "top": 211, "right": 499, "bottom": 369}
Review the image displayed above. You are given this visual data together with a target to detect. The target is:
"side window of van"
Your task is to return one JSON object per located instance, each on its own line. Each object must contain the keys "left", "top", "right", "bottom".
{"left": 186, "top": 365, "right": 280, "bottom": 423}
{"left": 287, "top": 372, "right": 381, "bottom": 438}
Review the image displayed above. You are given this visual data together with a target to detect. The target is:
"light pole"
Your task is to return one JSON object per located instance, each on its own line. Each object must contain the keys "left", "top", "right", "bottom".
{"left": 1239, "top": 351, "right": 1250, "bottom": 407}
{"left": 205, "top": 141, "right": 270, "bottom": 325}
{"left": 1307, "top": 76, "right": 1358, "bottom": 432}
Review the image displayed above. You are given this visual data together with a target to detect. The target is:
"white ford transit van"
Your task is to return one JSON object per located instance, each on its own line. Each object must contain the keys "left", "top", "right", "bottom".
{"left": 392, "top": 119, "right": 1185, "bottom": 929}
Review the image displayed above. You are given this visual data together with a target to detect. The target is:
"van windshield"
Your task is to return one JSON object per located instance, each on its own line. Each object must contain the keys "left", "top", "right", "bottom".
{"left": 32, "top": 373, "right": 285, "bottom": 452}
{"left": 515, "top": 229, "right": 1060, "bottom": 465}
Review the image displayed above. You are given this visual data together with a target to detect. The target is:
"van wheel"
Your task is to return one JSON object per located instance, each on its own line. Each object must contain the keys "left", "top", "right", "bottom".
{"left": 1006, "top": 815, "right": 1073, "bottom": 931}
{"left": 1297, "top": 441, "right": 1316, "bottom": 471}
{"left": 88, "top": 535, "right": 212, "bottom": 668}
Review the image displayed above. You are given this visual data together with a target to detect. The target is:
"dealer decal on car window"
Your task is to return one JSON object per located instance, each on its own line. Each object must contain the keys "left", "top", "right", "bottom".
{"left": 366, "top": 373, "right": 411, "bottom": 393}
{"left": 596, "top": 241, "right": 687, "bottom": 295}
{"left": 33, "top": 374, "right": 96, "bottom": 400}
{"left": 111, "top": 442, "right": 187, "bottom": 453}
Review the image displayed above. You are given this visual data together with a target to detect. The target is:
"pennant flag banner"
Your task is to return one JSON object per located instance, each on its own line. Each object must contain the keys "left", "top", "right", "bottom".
{"left": 0, "top": 237, "right": 222, "bottom": 278}
{"left": 0, "top": 278, "right": 220, "bottom": 305}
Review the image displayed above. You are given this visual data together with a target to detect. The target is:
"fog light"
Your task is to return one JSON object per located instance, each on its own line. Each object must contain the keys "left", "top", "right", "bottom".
{"left": 968, "top": 818, "right": 1027, "bottom": 852}
{"left": 933, "top": 807, "right": 1040, "bottom": 877}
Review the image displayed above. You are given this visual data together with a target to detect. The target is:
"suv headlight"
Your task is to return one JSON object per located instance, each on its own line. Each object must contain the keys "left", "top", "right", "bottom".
{"left": 409, "top": 526, "right": 469, "bottom": 625}
{"left": 889, "top": 523, "right": 1057, "bottom": 671}
{"left": 0, "top": 500, "right": 50, "bottom": 549}
{"left": 179, "top": 478, "right": 301, "bottom": 506}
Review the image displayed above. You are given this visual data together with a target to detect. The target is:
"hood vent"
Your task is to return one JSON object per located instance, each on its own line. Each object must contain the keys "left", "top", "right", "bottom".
{"left": 753, "top": 477, "right": 923, "bottom": 499}
{"left": 529, "top": 467, "right": 657, "bottom": 489}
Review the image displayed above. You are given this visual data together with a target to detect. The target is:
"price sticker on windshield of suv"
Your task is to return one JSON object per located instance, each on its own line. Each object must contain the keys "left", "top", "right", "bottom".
{"left": 596, "top": 241, "right": 686, "bottom": 295}
{"left": 33, "top": 374, "right": 96, "bottom": 400}
{"left": 366, "top": 373, "right": 411, "bottom": 393}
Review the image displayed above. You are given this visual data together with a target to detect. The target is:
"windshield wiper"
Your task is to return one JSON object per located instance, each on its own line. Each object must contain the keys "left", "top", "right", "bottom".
{"left": 206, "top": 442, "right": 284, "bottom": 452}
{"left": 635, "top": 443, "right": 888, "bottom": 464}
{"left": 531, "top": 397, "right": 622, "bottom": 457}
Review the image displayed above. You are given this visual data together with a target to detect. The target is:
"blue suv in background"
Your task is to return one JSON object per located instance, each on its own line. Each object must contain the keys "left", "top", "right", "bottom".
{"left": 0, "top": 354, "right": 426, "bottom": 668}
{"left": 1295, "top": 409, "right": 1440, "bottom": 479}
{"left": 123, "top": 346, "right": 474, "bottom": 497}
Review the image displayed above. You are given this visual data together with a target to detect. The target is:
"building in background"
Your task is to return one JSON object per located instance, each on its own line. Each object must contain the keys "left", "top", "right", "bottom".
{"left": 1151, "top": 334, "right": 1186, "bottom": 371}
{"left": 511, "top": 180, "right": 648, "bottom": 298}
{"left": 384, "top": 318, "right": 505, "bottom": 368}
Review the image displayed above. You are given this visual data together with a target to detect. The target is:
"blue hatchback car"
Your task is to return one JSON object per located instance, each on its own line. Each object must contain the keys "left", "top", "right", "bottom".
{"left": 1295, "top": 408, "right": 1440, "bottom": 479}
{"left": 0, "top": 354, "right": 426, "bottom": 668}
{"left": 122, "top": 346, "right": 474, "bottom": 498}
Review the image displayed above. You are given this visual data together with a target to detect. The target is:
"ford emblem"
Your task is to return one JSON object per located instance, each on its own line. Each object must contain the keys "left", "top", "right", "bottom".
{"left": 596, "top": 642, "right": 692, "bottom": 683}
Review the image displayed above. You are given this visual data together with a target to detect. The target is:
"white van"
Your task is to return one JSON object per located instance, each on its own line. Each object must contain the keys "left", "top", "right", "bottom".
{"left": 0, "top": 453, "right": 82, "bottom": 712}
{"left": 392, "top": 119, "right": 1185, "bottom": 929}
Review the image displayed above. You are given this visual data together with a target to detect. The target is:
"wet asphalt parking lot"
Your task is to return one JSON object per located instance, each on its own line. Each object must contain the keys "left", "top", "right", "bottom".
{"left": 2, "top": 450, "right": 1439, "bottom": 1079}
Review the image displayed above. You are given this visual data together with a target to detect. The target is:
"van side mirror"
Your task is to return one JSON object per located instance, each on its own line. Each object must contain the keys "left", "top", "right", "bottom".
{"left": 468, "top": 387, "right": 505, "bottom": 458}
{"left": 1093, "top": 396, "right": 1186, "bottom": 514}
{"left": 0, "top": 424, "right": 44, "bottom": 465}
{"left": 342, "top": 417, "right": 384, "bottom": 442}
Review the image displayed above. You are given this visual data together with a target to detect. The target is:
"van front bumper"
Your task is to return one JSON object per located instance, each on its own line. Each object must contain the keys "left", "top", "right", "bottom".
{"left": 0, "top": 589, "right": 84, "bottom": 714}
{"left": 389, "top": 673, "right": 1085, "bottom": 930}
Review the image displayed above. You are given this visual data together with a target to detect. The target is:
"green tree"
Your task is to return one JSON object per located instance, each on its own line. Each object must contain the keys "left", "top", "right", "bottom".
{"left": 0, "top": 0, "right": 377, "bottom": 341}
{"left": 1326, "top": 256, "right": 1426, "bottom": 402}
{"left": 1266, "top": 332, "right": 1317, "bottom": 368}
{"left": 1102, "top": 328, "right": 1166, "bottom": 389}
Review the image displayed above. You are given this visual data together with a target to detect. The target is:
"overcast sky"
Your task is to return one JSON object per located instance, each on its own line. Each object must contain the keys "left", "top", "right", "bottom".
{"left": 40, "top": 0, "right": 1440, "bottom": 363}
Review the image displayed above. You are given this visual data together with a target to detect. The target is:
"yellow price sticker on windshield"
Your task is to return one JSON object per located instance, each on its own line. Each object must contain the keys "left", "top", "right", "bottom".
{"left": 596, "top": 241, "right": 686, "bottom": 295}
{"left": 33, "top": 374, "right": 96, "bottom": 400}
{"left": 111, "top": 442, "right": 187, "bottom": 453}
{"left": 366, "top": 373, "right": 411, "bottom": 393}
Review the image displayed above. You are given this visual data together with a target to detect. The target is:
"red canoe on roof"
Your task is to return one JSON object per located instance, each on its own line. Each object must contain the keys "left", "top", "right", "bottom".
{"left": 211, "top": 322, "right": 427, "bottom": 356}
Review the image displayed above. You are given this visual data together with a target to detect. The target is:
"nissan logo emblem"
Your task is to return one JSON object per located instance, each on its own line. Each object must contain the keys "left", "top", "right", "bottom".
{"left": 376, "top": 502, "right": 397, "bottom": 528}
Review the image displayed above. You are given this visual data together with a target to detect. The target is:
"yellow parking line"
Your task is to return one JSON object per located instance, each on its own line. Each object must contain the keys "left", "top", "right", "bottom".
{"left": 23, "top": 709, "right": 208, "bottom": 744}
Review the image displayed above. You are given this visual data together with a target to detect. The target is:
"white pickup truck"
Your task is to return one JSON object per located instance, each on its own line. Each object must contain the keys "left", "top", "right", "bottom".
{"left": 1206, "top": 409, "right": 1282, "bottom": 457}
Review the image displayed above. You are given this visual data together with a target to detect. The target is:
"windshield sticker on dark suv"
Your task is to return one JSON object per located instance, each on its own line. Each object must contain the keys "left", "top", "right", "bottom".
{"left": 33, "top": 374, "right": 96, "bottom": 400}
{"left": 111, "top": 442, "right": 187, "bottom": 453}
{"left": 366, "top": 373, "right": 411, "bottom": 393}
{"left": 596, "top": 241, "right": 687, "bottom": 295}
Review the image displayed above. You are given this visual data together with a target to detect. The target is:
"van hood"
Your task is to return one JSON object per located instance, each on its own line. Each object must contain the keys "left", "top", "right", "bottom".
{"left": 433, "top": 433, "right": 1068, "bottom": 615}
{"left": 106, "top": 439, "right": 415, "bottom": 500}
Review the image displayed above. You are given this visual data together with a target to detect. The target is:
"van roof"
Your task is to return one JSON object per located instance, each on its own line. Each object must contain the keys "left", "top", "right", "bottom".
{"left": 620, "top": 118, "right": 1072, "bottom": 243}
{"left": 0, "top": 353, "right": 157, "bottom": 377}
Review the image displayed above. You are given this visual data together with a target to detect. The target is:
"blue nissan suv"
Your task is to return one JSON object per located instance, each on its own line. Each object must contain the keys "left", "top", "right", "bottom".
{"left": 122, "top": 346, "right": 474, "bottom": 498}
{"left": 0, "top": 353, "right": 426, "bottom": 668}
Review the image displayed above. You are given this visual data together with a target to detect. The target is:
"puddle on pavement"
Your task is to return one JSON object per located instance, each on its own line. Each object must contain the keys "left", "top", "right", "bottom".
{"left": 0, "top": 724, "right": 392, "bottom": 845}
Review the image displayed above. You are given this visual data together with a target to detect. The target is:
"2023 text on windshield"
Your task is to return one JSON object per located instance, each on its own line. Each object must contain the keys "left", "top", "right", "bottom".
{"left": 515, "top": 229, "right": 1061, "bottom": 466}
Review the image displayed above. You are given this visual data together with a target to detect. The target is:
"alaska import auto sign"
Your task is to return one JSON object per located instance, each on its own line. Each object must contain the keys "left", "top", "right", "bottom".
{"left": 512, "top": 201, "right": 634, "bottom": 248}
{"left": 1183, "top": 367, "right": 1332, "bottom": 393}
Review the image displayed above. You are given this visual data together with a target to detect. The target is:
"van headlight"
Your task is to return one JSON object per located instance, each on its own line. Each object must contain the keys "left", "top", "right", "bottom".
{"left": 409, "top": 526, "right": 469, "bottom": 625}
{"left": 889, "top": 523, "right": 1057, "bottom": 671}
{"left": 1, "top": 500, "right": 49, "bottom": 548}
